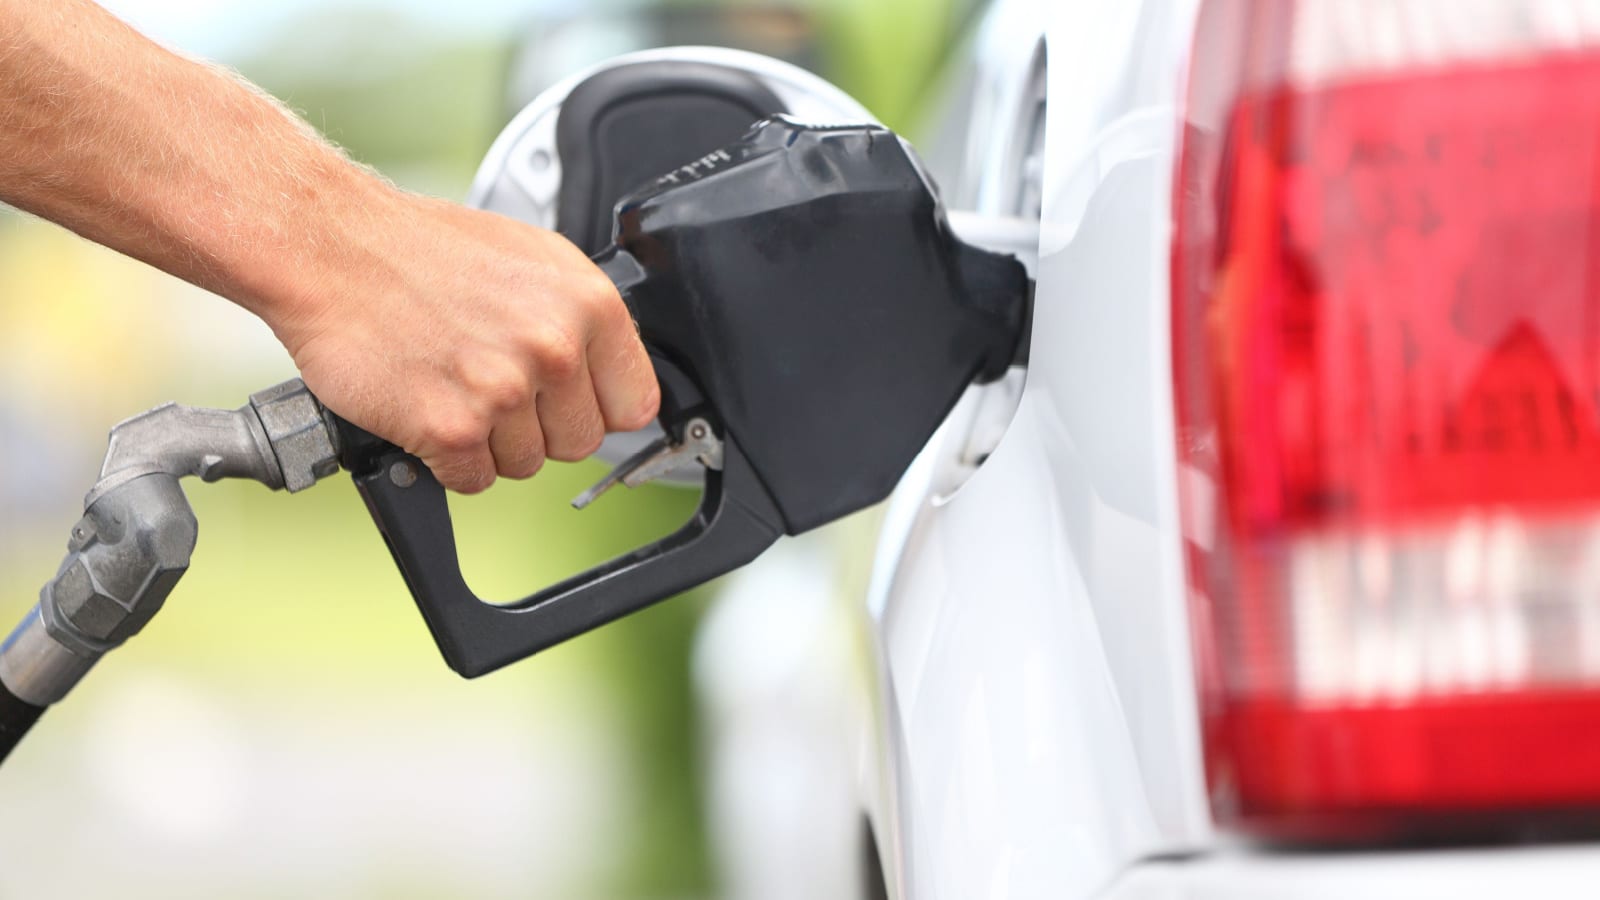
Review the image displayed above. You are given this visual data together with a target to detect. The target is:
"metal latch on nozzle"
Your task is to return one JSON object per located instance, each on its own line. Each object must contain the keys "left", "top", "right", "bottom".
{"left": 571, "top": 418, "right": 723, "bottom": 509}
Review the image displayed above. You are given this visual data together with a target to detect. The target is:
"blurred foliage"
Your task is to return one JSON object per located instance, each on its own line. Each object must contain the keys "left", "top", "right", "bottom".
{"left": 812, "top": 0, "right": 966, "bottom": 130}
{"left": 0, "top": 1, "right": 969, "bottom": 897}
{"left": 236, "top": 9, "right": 513, "bottom": 196}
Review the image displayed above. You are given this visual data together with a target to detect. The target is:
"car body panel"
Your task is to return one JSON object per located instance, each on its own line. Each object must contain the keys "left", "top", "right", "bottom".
{"left": 695, "top": 0, "right": 1600, "bottom": 896}
{"left": 1106, "top": 845, "right": 1600, "bottom": 900}
{"left": 864, "top": 1, "right": 1209, "bottom": 896}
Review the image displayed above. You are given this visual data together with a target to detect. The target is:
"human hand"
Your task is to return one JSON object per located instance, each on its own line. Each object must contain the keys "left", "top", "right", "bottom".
{"left": 0, "top": 0, "right": 657, "bottom": 494}
{"left": 264, "top": 189, "right": 659, "bottom": 493}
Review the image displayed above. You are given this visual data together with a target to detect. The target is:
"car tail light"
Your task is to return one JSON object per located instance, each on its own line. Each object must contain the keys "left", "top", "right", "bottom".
{"left": 1173, "top": 0, "right": 1600, "bottom": 840}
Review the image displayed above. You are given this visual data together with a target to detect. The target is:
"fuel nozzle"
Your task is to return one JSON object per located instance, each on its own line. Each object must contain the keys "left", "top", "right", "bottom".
{"left": 338, "top": 118, "right": 1034, "bottom": 677}
{"left": 0, "top": 119, "right": 1035, "bottom": 760}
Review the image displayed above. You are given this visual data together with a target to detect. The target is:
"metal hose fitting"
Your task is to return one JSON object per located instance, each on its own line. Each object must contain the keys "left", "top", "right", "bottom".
{"left": 0, "top": 379, "right": 340, "bottom": 711}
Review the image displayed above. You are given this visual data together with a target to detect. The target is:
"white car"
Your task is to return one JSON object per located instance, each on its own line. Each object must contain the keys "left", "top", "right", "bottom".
{"left": 472, "top": 0, "right": 1600, "bottom": 896}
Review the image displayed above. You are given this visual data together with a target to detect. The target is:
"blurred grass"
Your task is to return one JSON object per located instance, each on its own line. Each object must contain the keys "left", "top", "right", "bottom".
{"left": 0, "top": 2, "right": 964, "bottom": 896}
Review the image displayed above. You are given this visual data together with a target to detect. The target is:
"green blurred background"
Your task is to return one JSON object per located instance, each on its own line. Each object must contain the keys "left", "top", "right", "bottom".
{"left": 0, "top": 1, "right": 967, "bottom": 897}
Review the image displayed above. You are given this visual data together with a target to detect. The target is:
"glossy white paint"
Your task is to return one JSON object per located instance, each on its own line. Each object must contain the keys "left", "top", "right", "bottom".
{"left": 862, "top": 2, "right": 1213, "bottom": 897}
{"left": 699, "top": 1, "right": 1218, "bottom": 896}
{"left": 1105, "top": 845, "right": 1600, "bottom": 900}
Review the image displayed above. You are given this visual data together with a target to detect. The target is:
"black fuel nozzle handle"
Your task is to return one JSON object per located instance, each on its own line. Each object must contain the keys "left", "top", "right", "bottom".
{"left": 337, "top": 385, "right": 780, "bottom": 678}
{"left": 333, "top": 346, "right": 784, "bottom": 678}
{"left": 339, "top": 118, "right": 1032, "bottom": 678}
{"left": 330, "top": 250, "right": 786, "bottom": 677}
{"left": 329, "top": 237, "right": 784, "bottom": 678}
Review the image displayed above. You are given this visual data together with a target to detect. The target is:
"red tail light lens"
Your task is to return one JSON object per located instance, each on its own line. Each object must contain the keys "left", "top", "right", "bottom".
{"left": 1173, "top": 0, "right": 1600, "bottom": 840}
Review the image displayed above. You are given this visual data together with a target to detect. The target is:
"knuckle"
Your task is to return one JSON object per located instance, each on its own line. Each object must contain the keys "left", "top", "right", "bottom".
{"left": 595, "top": 289, "right": 628, "bottom": 325}
{"left": 530, "top": 326, "right": 584, "bottom": 382}
{"left": 488, "top": 377, "right": 533, "bottom": 412}
{"left": 423, "top": 410, "right": 486, "bottom": 454}
{"left": 459, "top": 357, "right": 532, "bottom": 412}
{"left": 585, "top": 300, "right": 621, "bottom": 336}
{"left": 582, "top": 266, "right": 621, "bottom": 304}
{"left": 591, "top": 287, "right": 633, "bottom": 332}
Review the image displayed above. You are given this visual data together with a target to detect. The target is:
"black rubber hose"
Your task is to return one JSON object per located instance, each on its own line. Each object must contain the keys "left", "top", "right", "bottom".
{"left": 0, "top": 681, "right": 44, "bottom": 764}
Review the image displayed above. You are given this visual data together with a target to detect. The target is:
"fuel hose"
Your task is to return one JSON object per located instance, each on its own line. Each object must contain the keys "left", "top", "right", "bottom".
{"left": 0, "top": 680, "right": 44, "bottom": 763}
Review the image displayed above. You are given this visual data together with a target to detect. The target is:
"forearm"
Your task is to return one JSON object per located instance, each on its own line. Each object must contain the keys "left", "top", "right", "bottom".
{"left": 0, "top": 0, "right": 391, "bottom": 329}
{"left": 0, "top": 0, "right": 659, "bottom": 492}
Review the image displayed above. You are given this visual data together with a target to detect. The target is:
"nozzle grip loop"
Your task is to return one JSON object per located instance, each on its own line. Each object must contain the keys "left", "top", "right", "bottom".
{"left": 351, "top": 428, "right": 780, "bottom": 677}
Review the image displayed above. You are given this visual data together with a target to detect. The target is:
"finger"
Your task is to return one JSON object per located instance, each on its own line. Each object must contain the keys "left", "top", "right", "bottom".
{"left": 423, "top": 444, "right": 498, "bottom": 494}
{"left": 587, "top": 302, "right": 660, "bottom": 432}
{"left": 536, "top": 357, "right": 607, "bottom": 462}
{"left": 409, "top": 403, "right": 499, "bottom": 494}
{"left": 488, "top": 405, "right": 547, "bottom": 479}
